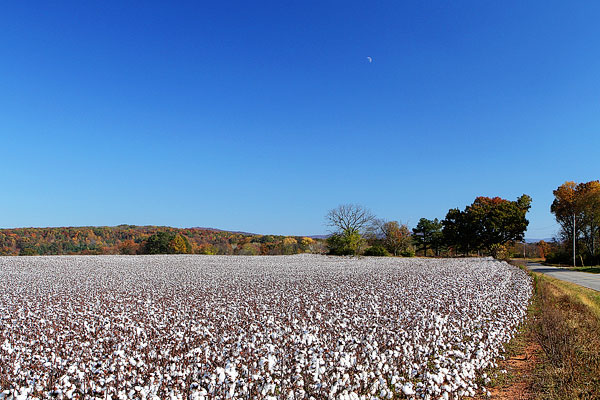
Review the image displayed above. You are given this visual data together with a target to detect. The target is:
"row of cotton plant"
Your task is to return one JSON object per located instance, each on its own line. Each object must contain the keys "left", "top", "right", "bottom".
{"left": 0, "top": 254, "right": 531, "bottom": 399}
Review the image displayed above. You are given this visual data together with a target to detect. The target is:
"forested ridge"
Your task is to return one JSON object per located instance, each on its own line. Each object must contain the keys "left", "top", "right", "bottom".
{"left": 0, "top": 225, "right": 325, "bottom": 256}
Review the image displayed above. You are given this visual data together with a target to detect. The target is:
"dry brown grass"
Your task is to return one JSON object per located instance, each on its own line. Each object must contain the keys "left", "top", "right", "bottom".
{"left": 484, "top": 262, "right": 600, "bottom": 400}
{"left": 532, "top": 273, "right": 600, "bottom": 399}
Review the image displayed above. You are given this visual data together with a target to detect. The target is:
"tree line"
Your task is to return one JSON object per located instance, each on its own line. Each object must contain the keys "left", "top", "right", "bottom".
{"left": 2, "top": 189, "right": 563, "bottom": 260}
{"left": 326, "top": 194, "right": 532, "bottom": 258}
{"left": 0, "top": 226, "right": 326, "bottom": 256}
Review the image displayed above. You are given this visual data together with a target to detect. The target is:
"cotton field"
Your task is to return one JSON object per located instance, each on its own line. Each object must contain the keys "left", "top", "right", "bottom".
{"left": 0, "top": 255, "right": 531, "bottom": 400}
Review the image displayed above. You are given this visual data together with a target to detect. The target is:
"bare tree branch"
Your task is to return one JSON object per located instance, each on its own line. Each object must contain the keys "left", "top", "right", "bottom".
{"left": 325, "top": 204, "right": 376, "bottom": 235}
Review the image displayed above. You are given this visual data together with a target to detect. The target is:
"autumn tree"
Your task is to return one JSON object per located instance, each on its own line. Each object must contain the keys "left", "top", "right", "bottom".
{"left": 442, "top": 195, "right": 532, "bottom": 256}
{"left": 551, "top": 182, "right": 581, "bottom": 246}
{"left": 537, "top": 240, "right": 551, "bottom": 259}
{"left": 299, "top": 237, "right": 314, "bottom": 252}
{"left": 196, "top": 244, "right": 218, "bottom": 255}
{"left": 377, "top": 220, "right": 412, "bottom": 256}
{"left": 282, "top": 237, "right": 298, "bottom": 255}
{"left": 238, "top": 243, "right": 260, "bottom": 255}
{"left": 143, "top": 232, "right": 191, "bottom": 254}
{"left": 551, "top": 181, "right": 600, "bottom": 264}
{"left": 578, "top": 181, "right": 600, "bottom": 256}
{"left": 118, "top": 239, "right": 140, "bottom": 255}
{"left": 170, "top": 234, "right": 192, "bottom": 254}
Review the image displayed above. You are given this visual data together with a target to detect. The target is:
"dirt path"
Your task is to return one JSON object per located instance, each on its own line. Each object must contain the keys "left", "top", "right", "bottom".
{"left": 488, "top": 338, "right": 540, "bottom": 399}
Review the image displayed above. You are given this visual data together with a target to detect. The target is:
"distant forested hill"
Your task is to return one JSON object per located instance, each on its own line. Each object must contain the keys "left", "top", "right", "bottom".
{"left": 0, "top": 225, "right": 326, "bottom": 256}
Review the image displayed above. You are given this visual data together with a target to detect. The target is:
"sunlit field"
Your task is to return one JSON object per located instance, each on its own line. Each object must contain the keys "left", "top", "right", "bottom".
{"left": 0, "top": 255, "right": 531, "bottom": 400}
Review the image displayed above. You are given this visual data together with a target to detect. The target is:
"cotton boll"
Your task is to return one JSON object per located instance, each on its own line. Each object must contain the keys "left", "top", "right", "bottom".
{"left": 402, "top": 383, "right": 415, "bottom": 396}
{"left": 0, "top": 255, "right": 531, "bottom": 399}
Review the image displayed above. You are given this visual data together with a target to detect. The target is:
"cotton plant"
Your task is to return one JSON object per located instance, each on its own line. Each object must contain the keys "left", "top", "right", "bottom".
{"left": 0, "top": 254, "right": 531, "bottom": 399}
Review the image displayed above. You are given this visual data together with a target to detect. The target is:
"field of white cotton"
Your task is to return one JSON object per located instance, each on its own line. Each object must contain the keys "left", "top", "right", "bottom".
{"left": 0, "top": 254, "right": 531, "bottom": 400}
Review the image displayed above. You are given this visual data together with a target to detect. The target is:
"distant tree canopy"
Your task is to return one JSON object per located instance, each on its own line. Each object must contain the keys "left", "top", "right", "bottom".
{"left": 0, "top": 226, "right": 326, "bottom": 256}
{"left": 442, "top": 195, "right": 532, "bottom": 255}
{"left": 143, "top": 232, "right": 191, "bottom": 254}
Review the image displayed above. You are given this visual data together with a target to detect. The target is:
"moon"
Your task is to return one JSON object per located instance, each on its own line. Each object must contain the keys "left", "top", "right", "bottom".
{"left": 367, "top": 56, "right": 372, "bottom": 63}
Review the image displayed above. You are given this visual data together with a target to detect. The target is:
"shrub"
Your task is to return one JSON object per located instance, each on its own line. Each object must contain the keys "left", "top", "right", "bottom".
{"left": 327, "top": 232, "right": 364, "bottom": 256}
{"left": 364, "top": 245, "right": 390, "bottom": 257}
{"left": 490, "top": 243, "right": 510, "bottom": 261}
{"left": 19, "top": 248, "right": 38, "bottom": 256}
{"left": 401, "top": 247, "right": 416, "bottom": 257}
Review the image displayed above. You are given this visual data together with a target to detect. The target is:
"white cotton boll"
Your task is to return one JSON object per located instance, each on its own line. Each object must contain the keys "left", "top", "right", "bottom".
{"left": 216, "top": 368, "right": 225, "bottom": 384}
{"left": 267, "top": 354, "right": 277, "bottom": 372}
{"left": 0, "top": 255, "right": 531, "bottom": 399}
{"left": 432, "top": 373, "right": 444, "bottom": 385}
{"left": 402, "top": 383, "right": 415, "bottom": 396}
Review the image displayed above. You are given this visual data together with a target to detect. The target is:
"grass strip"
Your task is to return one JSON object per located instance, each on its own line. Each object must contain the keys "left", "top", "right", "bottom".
{"left": 531, "top": 272, "right": 600, "bottom": 399}
{"left": 485, "top": 262, "right": 600, "bottom": 399}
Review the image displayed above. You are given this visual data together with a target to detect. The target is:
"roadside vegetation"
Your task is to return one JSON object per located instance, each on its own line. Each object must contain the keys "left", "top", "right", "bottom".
{"left": 533, "top": 273, "right": 600, "bottom": 398}
{"left": 488, "top": 261, "right": 600, "bottom": 399}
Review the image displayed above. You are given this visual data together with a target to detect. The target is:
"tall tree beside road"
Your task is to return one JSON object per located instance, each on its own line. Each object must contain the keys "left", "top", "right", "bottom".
{"left": 551, "top": 182, "right": 580, "bottom": 246}
{"left": 551, "top": 181, "right": 600, "bottom": 263}
{"left": 575, "top": 181, "right": 600, "bottom": 257}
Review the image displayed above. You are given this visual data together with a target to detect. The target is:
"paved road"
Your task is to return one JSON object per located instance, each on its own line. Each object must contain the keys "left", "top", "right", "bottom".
{"left": 526, "top": 262, "right": 600, "bottom": 292}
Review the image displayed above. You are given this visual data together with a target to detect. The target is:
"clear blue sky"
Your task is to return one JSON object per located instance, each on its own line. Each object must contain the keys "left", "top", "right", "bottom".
{"left": 1, "top": 1, "right": 599, "bottom": 238}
